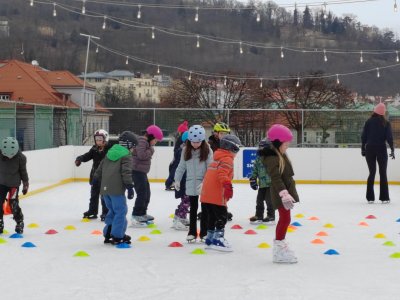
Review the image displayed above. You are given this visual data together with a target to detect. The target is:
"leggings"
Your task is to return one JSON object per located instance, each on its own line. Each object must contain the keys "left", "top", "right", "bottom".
{"left": 275, "top": 206, "right": 291, "bottom": 240}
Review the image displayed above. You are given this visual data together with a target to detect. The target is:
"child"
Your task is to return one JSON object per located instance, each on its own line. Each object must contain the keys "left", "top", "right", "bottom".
{"left": 75, "top": 129, "right": 110, "bottom": 221}
{"left": 258, "top": 124, "right": 299, "bottom": 263}
{"left": 93, "top": 131, "right": 137, "bottom": 245}
{"left": 165, "top": 120, "right": 189, "bottom": 191}
{"left": 171, "top": 131, "right": 190, "bottom": 230}
{"left": 0, "top": 137, "right": 29, "bottom": 234}
{"left": 131, "top": 125, "right": 163, "bottom": 226}
{"left": 174, "top": 125, "right": 213, "bottom": 241}
{"left": 200, "top": 134, "right": 242, "bottom": 252}
{"left": 249, "top": 139, "right": 275, "bottom": 224}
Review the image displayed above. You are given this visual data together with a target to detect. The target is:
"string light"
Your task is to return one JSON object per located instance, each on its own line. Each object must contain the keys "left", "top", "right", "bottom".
{"left": 323, "top": 49, "right": 327, "bottom": 62}
{"left": 376, "top": 67, "right": 380, "bottom": 78}
{"left": 21, "top": 43, "right": 24, "bottom": 55}
{"left": 296, "top": 77, "right": 300, "bottom": 87}
{"left": 102, "top": 16, "right": 106, "bottom": 30}
{"left": 394, "top": 0, "right": 398, "bottom": 12}
{"left": 53, "top": 3, "right": 57, "bottom": 17}
{"left": 195, "top": 7, "right": 199, "bottom": 22}
{"left": 323, "top": 2, "right": 327, "bottom": 19}
{"left": 30, "top": 0, "right": 33, "bottom": 7}
{"left": 196, "top": 35, "right": 200, "bottom": 48}
{"left": 137, "top": 5, "right": 141, "bottom": 19}
{"left": 396, "top": 50, "right": 399, "bottom": 62}
{"left": 157, "top": 65, "right": 160, "bottom": 74}
{"left": 280, "top": 47, "right": 284, "bottom": 59}
{"left": 360, "top": 51, "right": 363, "bottom": 63}
{"left": 151, "top": 27, "right": 155, "bottom": 39}
{"left": 125, "top": 56, "right": 129, "bottom": 65}
{"left": 256, "top": 11, "right": 260, "bottom": 22}
{"left": 336, "top": 74, "right": 340, "bottom": 84}
{"left": 259, "top": 79, "right": 263, "bottom": 88}
{"left": 224, "top": 76, "right": 227, "bottom": 86}
{"left": 82, "top": 0, "right": 85, "bottom": 14}
{"left": 239, "top": 42, "right": 243, "bottom": 54}
{"left": 188, "top": 71, "right": 192, "bottom": 81}
{"left": 95, "top": 45, "right": 99, "bottom": 53}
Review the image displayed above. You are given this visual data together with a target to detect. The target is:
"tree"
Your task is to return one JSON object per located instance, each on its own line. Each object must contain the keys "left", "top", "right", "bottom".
{"left": 303, "top": 6, "right": 314, "bottom": 30}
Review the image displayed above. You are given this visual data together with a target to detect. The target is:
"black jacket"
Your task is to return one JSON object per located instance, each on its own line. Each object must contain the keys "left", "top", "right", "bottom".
{"left": 76, "top": 144, "right": 111, "bottom": 183}
{"left": 0, "top": 151, "right": 29, "bottom": 187}
{"left": 208, "top": 135, "right": 220, "bottom": 152}
{"left": 361, "top": 116, "right": 394, "bottom": 151}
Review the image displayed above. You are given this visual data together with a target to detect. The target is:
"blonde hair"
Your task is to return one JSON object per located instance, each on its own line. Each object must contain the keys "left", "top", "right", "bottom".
{"left": 271, "top": 144, "right": 286, "bottom": 174}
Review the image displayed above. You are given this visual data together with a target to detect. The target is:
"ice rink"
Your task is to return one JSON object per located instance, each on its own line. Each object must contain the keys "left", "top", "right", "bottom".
{"left": 1, "top": 182, "right": 399, "bottom": 300}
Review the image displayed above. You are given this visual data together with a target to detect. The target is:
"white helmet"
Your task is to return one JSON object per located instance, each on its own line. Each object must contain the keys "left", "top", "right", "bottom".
{"left": 188, "top": 125, "right": 206, "bottom": 143}
{"left": 94, "top": 129, "right": 109, "bottom": 142}
{"left": 1, "top": 137, "right": 19, "bottom": 158}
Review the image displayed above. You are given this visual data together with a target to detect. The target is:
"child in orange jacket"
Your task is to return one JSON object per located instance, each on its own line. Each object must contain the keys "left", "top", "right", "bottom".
{"left": 200, "top": 134, "right": 242, "bottom": 252}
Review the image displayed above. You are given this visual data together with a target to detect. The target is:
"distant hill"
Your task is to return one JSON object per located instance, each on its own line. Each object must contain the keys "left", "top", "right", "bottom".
{"left": 0, "top": 0, "right": 399, "bottom": 95}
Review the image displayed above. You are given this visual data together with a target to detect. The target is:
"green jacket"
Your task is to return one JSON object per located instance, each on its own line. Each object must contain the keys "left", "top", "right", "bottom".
{"left": 94, "top": 144, "right": 133, "bottom": 195}
{"left": 249, "top": 156, "right": 271, "bottom": 188}
{"left": 261, "top": 151, "right": 299, "bottom": 210}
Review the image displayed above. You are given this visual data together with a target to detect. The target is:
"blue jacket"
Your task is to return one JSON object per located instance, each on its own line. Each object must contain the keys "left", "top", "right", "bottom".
{"left": 361, "top": 116, "right": 394, "bottom": 151}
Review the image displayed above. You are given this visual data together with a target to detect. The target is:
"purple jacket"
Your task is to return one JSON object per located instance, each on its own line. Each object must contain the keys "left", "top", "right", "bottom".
{"left": 132, "top": 136, "right": 154, "bottom": 174}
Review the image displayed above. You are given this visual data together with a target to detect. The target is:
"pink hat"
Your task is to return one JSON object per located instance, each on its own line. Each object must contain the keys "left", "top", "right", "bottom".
{"left": 146, "top": 125, "right": 164, "bottom": 141}
{"left": 177, "top": 121, "right": 189, "bottom": 133}
{"left": 267, "top": 124, "right": 293, "bottom": 143}
{"left": 373, "top": 103, "right": 386, "bottom": 116}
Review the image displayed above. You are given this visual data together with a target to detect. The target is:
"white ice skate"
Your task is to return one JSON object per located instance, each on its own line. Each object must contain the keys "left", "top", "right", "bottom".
{"left": 186, "top": 234, "right": 196, "bottom": 243}
{"left": 130, "top": 215, "right": 151, "bottom": 228}
{"left": 273, "top": 239, "right": 297, "bottom": 264}
{"left": 172, "top": 217, "right": 189, "bottom": 231}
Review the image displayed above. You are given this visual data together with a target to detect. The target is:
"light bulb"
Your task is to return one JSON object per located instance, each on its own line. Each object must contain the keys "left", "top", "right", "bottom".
{"left": 137, "top": 5, "right": 141, "bottom": 19}
{"left": 336, "top": 74, "right": 340, "bottom": 84}
{"left": 195, "top": 7, "right": 199, "bottom": 22}
{"left": 30, "top": 0, "right": 33, "bottom": 6}
{"left": 126, "top": 57, "right": 129, "bottom": 65}
{"left": 296, "top": 77, "right": 300, "bottom": 87}
{"left": 240, "top": 42, "right": 243, "bottom": 54}
{"left": 82, "top": 0, "right": 85, "bottom": 14}
{"left": 224, "top": 76, "right": 227, "bottom": 86}
{"left": 188, "top": 72, "right": 192, "bottom": 81}
{"left": 53, "top": 3, "right": 57, "bottom": 17}
{"left": 95, "top": 46, "right": 99, "bottom": 53}
{"left": 396, "top": 50, "right": 399, "bottom": 62}
{"left": 323, "top": 49, "right": 327, "bottom": 62}
{"left": 157, "top": 65, "right": 160, "bottom": 74}
{"left": 102, "top": 16, "right": 106, "bottom": 29}
{"left": 151, "top": 27, "right": 155, "bottom": 39}
{"left": 259, "top": 79, "right": 263, "bottom": 88}
{"left": 256, "top": 12, "right": 260, "bottom": 22}
{"left": 196, "top": 35, "right": 200, "bottom": 48}
{"left": 280, "top": 47, "right": 284, "bottom": 59}
{"left": 360, "top": 51, "right": 363, "bottom": 63}
{"left": 323, "top": 2, "right": 327, "bottom": 19}
{"left": 376, "top": 68, "right": 380, "bottom": 78}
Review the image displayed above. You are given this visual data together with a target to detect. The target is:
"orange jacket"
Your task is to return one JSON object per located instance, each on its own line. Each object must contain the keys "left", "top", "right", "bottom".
{"left": 200, "top": 149, "right": 235, "bottom": 207}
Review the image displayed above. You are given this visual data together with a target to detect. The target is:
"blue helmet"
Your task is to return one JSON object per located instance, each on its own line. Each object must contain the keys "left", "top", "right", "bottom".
{"left": 182, "top": 131, "right": 189, "bottom": 142}
{"left": 188, "top": 125, "right": 205, "bottom": 143}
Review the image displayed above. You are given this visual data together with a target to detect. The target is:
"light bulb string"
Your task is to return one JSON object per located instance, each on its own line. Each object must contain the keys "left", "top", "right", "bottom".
{"left": 36, "top": 0, "right": 398, "bottom": 55}
{"left": 91, "top": 39, "right": 400, "bottom": 81}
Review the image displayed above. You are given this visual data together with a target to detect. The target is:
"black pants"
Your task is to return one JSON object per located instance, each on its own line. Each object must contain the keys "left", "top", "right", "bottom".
{"left": 165, "top": 162, "right": 174, "bottom": 188}
{"left": 132, "top": 170, "right": 151, "bottom": 216}
{"left": 365, "top": 145, "right": 389, "bottom": 201}
{"left": 188, "top": 196, "right": 207, "bottom": 238}
{"left": 88, "top": 182, "right": 108, "bottom": 215}
{"left": 0, "top": 185, "right": 24, "bottom": 222}
{"left": 202, "top": 203, "right": 227, "bottom": 231}
{"left": 256, "top": 187, "right": 274, "bottom": 218}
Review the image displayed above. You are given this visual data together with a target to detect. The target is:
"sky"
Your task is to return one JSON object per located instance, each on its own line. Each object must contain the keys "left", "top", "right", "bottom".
{"left": 264, "top": 0, "right": 400, "bottom": 36}
{"left": 1, "top": 182, "right": 400, "bottom": 300}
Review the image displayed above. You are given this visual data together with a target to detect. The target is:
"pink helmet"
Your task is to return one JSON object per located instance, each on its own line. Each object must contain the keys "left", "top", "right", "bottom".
{"left": 177, "top": 120, "right": 189, "bottom": 133}
{"left": 267, "top": 124, "right": 293, "bottom": 143}
{"left": 146, "top": 125, "right": 164, "bottom": 141}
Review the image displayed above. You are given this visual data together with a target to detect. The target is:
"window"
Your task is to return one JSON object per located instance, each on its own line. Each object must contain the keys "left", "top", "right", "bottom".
{"left": 303, "top": 131, "right": 308, "bottom": 143}
{"left": 0, "top": 95, "right": 10, "bottom": 100}
{"left": 316, "top": 132, "right": 323, "bottom": 143}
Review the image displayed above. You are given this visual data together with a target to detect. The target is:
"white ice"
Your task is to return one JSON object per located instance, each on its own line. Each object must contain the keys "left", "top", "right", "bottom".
{"left": 1, "top": 183, "right": 400, "bottom": 300}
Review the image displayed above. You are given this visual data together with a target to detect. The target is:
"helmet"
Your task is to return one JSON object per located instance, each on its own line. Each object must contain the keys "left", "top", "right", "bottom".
{"left": 220, "top": 134, "right": 242, "bottom": 153}
{"left": 181, "top": 131, "right": 189, "bottom": 142}
{"left": 1, "top": 137, "right": 19, "bottom": 158}
{"left": 188, "top": 125, "right": 206, "bottom": 143}
{"left": 213, "top": 122, "right": 230, "bottom": 133}
{"left": 267, "top": 124, "right": 293, "bottom": 143}
{"left": 94, "top": 129, "right": 109, "bottom": 142}
{"left": 146, "top": 125, "right": 164, "bottom": 141}
{"left": 177, "top": 120, "right": 189, "bottom": 133}
{"left": 119, "top": 131, "right": 138, "bottom": 149}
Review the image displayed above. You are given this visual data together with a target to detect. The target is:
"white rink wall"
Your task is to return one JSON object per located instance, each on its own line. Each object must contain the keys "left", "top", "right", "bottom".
{"left": 24, "top": 146, "right": 400, "bottom": 185}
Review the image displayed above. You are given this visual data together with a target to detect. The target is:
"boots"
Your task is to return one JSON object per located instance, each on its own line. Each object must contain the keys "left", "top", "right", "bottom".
{"left": 273, "top": 239, "right": 297, "bottom": 263}
{"left": 210, "top": 229, "right": 233, "bottom": 252}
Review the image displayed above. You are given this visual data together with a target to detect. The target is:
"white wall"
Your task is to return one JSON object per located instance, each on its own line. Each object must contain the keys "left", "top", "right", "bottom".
{"left": 23, "top": 146, "right": 400, "bottom": 185}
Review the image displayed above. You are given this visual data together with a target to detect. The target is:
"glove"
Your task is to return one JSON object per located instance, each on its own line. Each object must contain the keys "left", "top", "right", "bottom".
{"left": 223, "top": 182, "right": 233, "bottom": 200}
{"left": 389, "top": 150, "right": 395, "bottom": 160}
{"left": 126, "top": 186, "right": 134, "bottom": 200}
{"left": 22, "top": 182, "right": 29, "bottom": 195}
{"left": 279, "top": 190, "right": 295, "bottom": 210}
{"left": 249, "top": 178, "right": 258, "bottom": 190}
{"left": 174, "top": 181, "right": 181, "bottom": 191}
{"left": 75, "top": 160, "right": 81, "bottom": 166}
{"left": 361, "top": 149, "right": 366, "bottom": 157}
{"left": 197, "top": 183, "right": 203, "bottom": 194}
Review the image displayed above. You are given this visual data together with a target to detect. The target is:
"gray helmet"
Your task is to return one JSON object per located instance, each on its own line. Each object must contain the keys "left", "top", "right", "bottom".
{"left": 1, "top": 137, "right": 19, "bottom": 158}
{"left": 188, "top": 125, "right": 206, "bottom": 143}
{"left": 119, "top": 131, "right": 138, "bottom": 149}
{"left": 220, "top": 134, "right": 242, "bottom": 153}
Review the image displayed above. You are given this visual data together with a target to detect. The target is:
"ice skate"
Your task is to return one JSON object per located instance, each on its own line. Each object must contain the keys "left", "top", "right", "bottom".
{"left": 186, "top": 234, "right": 196, "bottom": 243}
{"left": 131, "top": 215, "right": 150, "bottom": 228}
{"left": 83, "top": 211, "right": 97, "bottom": 219}
{"left": 263, "top": 216, "right": 276, "bottom": 225}
{"left": 367, "top": 200, "right": 374, "bottom": 204}
{"left": 381, "top": 200, "right": 390, "bottom": 204}
{"left": 144, "top": 214, "right": 154, "bottom": 221}
{"left": 204, "top": 230, "right": 214, "bottom": 248}
{"left": 227, "top": 212, "right": 233, "bottom": 221}
{"left": 249, "top": 216, "right": 263, "bottom": 225}
{"left": 172, "top": 217, "right": 188, "bottom": 231}
{"left": 15, "top": 221, "right": 24, "bottom": 234}
{"left": 100, "top": 214, "right": 106, "bottom": 222}
{"left": 273, "top": 239, "right": 297, "bottom": 264}
{"left": 0, "top": 219, "right": 4, "bottom": 234}
{"left": 209, "top": 230, "right": 233, "bottom": 252}
{"left": 111, "top": 235, "right": 131, "bottom": 245}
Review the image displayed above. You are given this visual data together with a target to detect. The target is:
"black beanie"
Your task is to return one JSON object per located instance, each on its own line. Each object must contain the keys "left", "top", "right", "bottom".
{"left": 271, "top": 139, "right": 282, "bottom": 149}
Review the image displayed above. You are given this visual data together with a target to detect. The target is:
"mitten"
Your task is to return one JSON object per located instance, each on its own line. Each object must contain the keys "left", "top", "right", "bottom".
{"left": 75, "top": 160, "right": 81, "bottom": 166}
{"left": 389, "top": 150, "right": 395, "bottom": 160}
{"left": 22, "top": 182, "right": 29, "bottom": 195}
{"left": 279, "top": 189, "right": 295, "bottom": 210}
{"left": 174, "top": 181, "right": 181, "bottom": 191}
{"left": 249, "top": 178, "right": 258, "bottom": 190}
{"left": 223, "top": 182, "right": 233, "bottom": 200}
{"left": 126, "top": 185, "right": 134, "bottom": 200}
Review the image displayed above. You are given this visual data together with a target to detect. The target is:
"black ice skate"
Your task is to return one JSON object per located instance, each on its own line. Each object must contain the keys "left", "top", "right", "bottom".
{"left": 249, "top": 216, "right": 263, "bottom": 225}
{"left": 263, "top": 216, "right": 276, "bottom": 225}
{"left": 227, "top": 212, "right": 233, "bottom": 221}
{"left": 15, "top": 221, "right": 24, "bottom": 234}
{"left": 100, "top": 214, "right": 106, "bottom": 222}
{"left": 83, "top": 211, "right": 98, "bottom": 219}
{"left": 111, "top": 235, "right": 131, "bottom": 245}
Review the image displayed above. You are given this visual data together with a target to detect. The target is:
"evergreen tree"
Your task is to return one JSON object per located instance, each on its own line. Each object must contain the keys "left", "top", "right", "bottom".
{"left": 303, "top": 6, "right": 314, "bottom": 29}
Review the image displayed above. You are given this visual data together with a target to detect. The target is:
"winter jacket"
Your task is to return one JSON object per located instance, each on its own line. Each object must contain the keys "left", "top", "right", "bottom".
{"left": 132, "top": 136, "right": 154, "bottom": 174}
{"left": 175, "top": 146, "right": 213, "bottom": 196}
{"left": 361, "top": 116, "right": 394, "bottom": 152}
{"left": 259, "top": 146, "right": 299, "bottom": 210}
{"left": 0, "top": 151, "right": 29, "bottom": 187}
{"left": 76, "top": 144, "right": 111, "bottom": 183}
{"left": 208, "top": 134, "right": 220, "bottom": 152}
{"left": 94, "top": 144, "right": 133, "bottom": 195}
{"left": 249, "top": 156, "right": 271, "bottom": 188}
{"left": 174, "top": 143, "right": 187, "bottom": 199}
{"left": 200, "top": 149, "right": 234, "bottom": 207}
{"left": 169, "top": 135, "right": 184, "bottom": 182}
